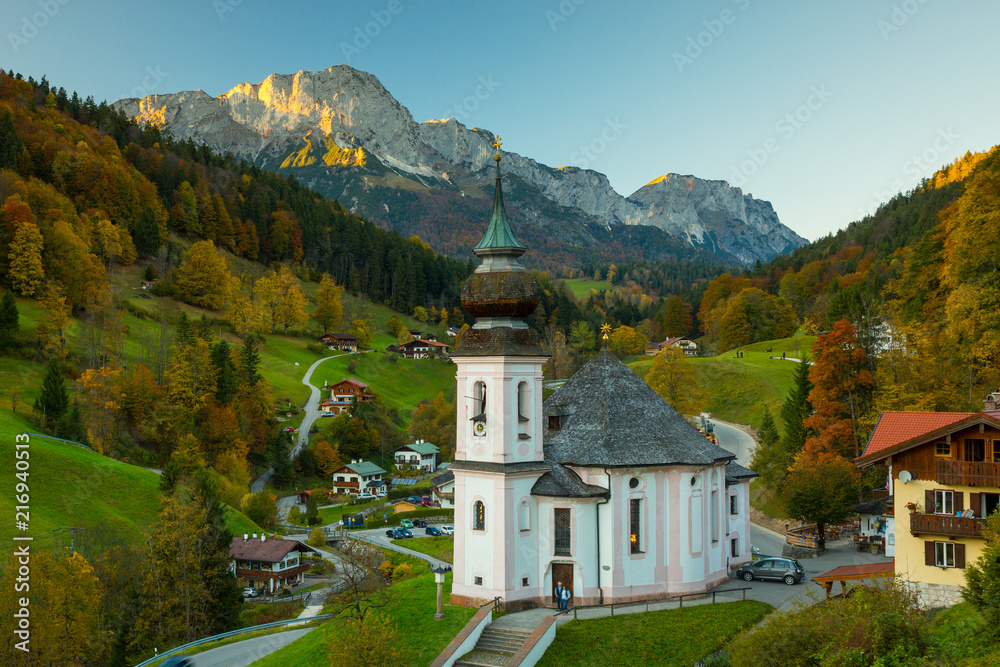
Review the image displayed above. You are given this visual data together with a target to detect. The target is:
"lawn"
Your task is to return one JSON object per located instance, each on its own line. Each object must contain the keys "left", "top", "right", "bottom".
{"left": 562, "top": 277, "right": 610, "bottom": 300}
{"left": 248, "top": 569, "right": 476, "bottom": 667}
{"left": 629, "top": 335, "right": 814, "bottom": 429}
{"left": 536, "top": 600, "right": 772, "bottom": 667}
{"left": 391, "top": 535, "right": 454, "bottom": 563}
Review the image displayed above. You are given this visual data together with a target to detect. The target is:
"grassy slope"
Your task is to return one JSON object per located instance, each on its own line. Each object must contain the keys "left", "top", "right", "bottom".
{"left": 249, "top": 571, "right": 476, "bottom": 667}
{"left": 391, "top": 535, "right": 454, "bottom": 563}
{"left": 563, "top": 277, "right": 610, "bottom": 300}
{"left": 536, "top": 601, "right": 772, "bottom": 667}
{"left": 629, "top": 335, "right": 815, "bottom": 429}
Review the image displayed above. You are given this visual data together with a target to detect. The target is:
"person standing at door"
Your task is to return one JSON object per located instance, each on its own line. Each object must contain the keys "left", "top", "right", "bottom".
{"left": 560, "top": 586, "right": 572, "bottom": 614}
{"left": 554, "top": 581, "right": 566, "bottom": 612}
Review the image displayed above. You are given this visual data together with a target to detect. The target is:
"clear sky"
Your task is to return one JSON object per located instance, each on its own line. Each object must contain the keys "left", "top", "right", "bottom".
{"left": 3, "top": 0, "right": 998, "bottom": 241}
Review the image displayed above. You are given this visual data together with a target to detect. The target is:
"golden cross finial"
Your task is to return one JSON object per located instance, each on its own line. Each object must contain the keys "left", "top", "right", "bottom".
{"left": 494, "top": 136, "right": 502, "bottom": 162}
{"left": 601, "top": 323, "right": 611, "bottom": 349}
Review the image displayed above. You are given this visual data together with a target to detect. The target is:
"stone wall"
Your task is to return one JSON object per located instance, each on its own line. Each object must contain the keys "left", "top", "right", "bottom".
{"left": 782, "top": 543, "right": 823, "bottom": 559}
{"left": 904, "top": 581, "right": 965, "bottom": 608}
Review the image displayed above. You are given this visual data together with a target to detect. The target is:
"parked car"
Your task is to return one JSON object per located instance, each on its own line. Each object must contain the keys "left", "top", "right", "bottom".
{"left": 412, "top": 519, "right": 427, "bottom": 528}
{"left": 386, "top": 527, "right": 411, "bottom": 539}
{"left": 399, "top": 519, "right": 414, "bottom": 528}
{"left": 407, "top": 496, "right": 422, "bottom": 504}
{"left": 283, "top": 426, "right": 296, "bottom": 433}
{"left": 425, "top": 526, "right": 442, "bottom": 536}
{"left": 357, "top": 492, "right": 376, "bottom": 501}
{"left": 735, "top": 557, "right": 804, "bottom": 585}
{"left": 420, "top": 496, "right": 431, "bottom": 506}
{"left": 439, "top": 525, "right": 454, "bottom": 535}
{"left": 242, "top": 587, "right": 259, "bottom": 598}
{"left": 161, "top": 658, "right": 194, "bottom": 667}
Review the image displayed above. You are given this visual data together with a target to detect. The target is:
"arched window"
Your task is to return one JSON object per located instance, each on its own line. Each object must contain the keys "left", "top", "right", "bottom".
{"left": 472, "top": 381, "right": 486, "bottom": 419}
{"left": 473, "top": 500, "right": 486, "bottom": 531}
{"left": 517, "top": 381, "right": 529, "bottom": 421}
{"left": 519, "top": 500, "right": 530, "bottom": 532}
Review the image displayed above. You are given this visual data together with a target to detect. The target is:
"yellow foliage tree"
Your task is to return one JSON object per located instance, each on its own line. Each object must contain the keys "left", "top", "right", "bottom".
{"left": 313, "top": 273, "right": 344, "bottom": 333}
{"left": 645, "top": 347, "right": 711, "bottom": 417}
{"left": 325, "top": 613, "right": 407, "bottom": 667}
{"left": 275, "top": 266, "right": 308, "bottom": 334}
{"left": 8, "top": 220, "right": 45, "bottom": 296}
{"left": 78, "top": 365, "right": 124, "bottom": 455}
{"left": 37, "top": 280, "right": 71, "bottom": 357}
{"left": 313, "top": 438, "right": 343, "bottom": 477}
{"left": 163, "top": 338, "right": 216, "bottom": 416}
{"left": 608, "top": 325, "right": 649, "bottom": 359}
{"left": 172, "top": 240, "right": 231, "bottom": 310}
{"left": 349, "top": 318, "right": 373, "bottom": 348}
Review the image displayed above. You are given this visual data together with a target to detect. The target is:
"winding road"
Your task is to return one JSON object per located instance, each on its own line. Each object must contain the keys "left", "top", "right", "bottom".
{"left": 710, "top": 419, "right": 756, "bottom": 468}
{"left": 251, "top": 352, "right": 352, "bottom": 493}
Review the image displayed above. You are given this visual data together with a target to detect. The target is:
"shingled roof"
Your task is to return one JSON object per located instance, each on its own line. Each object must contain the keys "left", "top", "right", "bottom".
{"left": 229, "top": 536, "right": 316, "bottom": 563}
{"left": 542, "top": 349, "right": 736, "bottom": 468}
{"left": 725, "top": 461, "right": 759, "bottom": 485}
{"left": 531, "top": 462, "right": 609, "bottom": 498}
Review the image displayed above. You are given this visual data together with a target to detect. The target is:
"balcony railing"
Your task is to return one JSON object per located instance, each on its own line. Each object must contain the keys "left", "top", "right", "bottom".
{"left": 909, "top": 512, "right": 986, "bottom": 538}
{"left": 936, "top": 460, "right": 1000, "bottom": 486}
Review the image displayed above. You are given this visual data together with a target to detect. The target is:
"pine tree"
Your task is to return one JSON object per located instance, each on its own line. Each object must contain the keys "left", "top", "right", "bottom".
{"left": 37, "top": 358, "right": 68, "bottom": 422}
{"left": 134, "top": 205, "right": 161, "bottom": 257}
{"left": 196, "top": 314, "right": 213, "bottom": 342}
{"left": 211, "top": 340, "right": 237, "bottom": 406}
{"left": 240, "top": 334, "right": 262, "bottom": 387}
{"left": 781, "top": 356, "right": 813, "bottom": 453}
{"left": 0, "top": 290, "right": 19, "bottom": 349}
{"left": 175, "top": 312, "right": 195, "bottom": 348}
{"left": 0, "top": 108, "right": 22, "bottom": 171}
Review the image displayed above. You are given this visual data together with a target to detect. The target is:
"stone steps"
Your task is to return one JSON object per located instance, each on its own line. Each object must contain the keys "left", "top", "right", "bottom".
{"left": 454, "top": 626, "right": 532, "bottom": 666}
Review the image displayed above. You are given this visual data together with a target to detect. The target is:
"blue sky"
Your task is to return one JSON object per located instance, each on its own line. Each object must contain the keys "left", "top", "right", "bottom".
{"left": 3, "top": 0, "right": 998, "bottom": 241}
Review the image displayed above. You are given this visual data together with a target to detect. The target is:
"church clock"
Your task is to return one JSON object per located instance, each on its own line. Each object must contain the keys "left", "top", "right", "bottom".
{"left": 473, "top": 420, "right": 487, "bottom": 437}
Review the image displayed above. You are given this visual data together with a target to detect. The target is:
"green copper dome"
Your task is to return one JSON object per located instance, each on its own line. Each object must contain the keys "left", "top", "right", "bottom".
{"left": 473, "top": 157, "right": 526, "bottom": 256}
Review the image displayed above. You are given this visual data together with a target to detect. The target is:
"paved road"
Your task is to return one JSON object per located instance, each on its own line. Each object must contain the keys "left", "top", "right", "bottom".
{"left": 351, "top": 526, "right": 454, "bottom": 571}
{"left": 251, "top": 352, "right": 350, "bottom": 493}
{"left": 189, "top": 628, "right": 315, "bottom": 667}
{"left": 711, "top": 419, "right": 756, "bottom": 468}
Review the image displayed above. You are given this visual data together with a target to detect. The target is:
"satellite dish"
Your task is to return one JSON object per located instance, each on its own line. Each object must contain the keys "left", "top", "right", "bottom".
{"left": 898, "top": 470, "right": 912, "bottom": 484}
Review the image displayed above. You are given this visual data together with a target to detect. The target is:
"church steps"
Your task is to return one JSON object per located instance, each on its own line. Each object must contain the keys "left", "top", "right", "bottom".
{"left": 453, "top": 626, "right": 534, "bottom": 665}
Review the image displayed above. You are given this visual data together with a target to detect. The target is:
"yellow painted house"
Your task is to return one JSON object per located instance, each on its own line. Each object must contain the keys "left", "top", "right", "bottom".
{"left": 856, "top": 409, "right": 1000, "bottom": 607}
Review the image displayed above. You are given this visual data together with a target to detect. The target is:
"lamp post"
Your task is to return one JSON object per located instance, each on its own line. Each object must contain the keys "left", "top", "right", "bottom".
{"left": 432, "top": 565, "right": 447, "bottom": 620}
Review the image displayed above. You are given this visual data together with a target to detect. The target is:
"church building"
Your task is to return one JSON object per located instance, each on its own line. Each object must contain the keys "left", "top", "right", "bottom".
{"left": 449, "top": 140, "right": 757, "bottom": 611}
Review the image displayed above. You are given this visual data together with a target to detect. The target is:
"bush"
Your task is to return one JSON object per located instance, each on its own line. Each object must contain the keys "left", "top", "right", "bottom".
{"left": 307, "top": 342, "right": 326, "bottom": 355}
{"left": 379, "top": 560, "right": 395, "bottom": 578}
{"left": 308, "top": 527, "right": 326, "bottom": 547}
{"left": 288, "top": 506, "right": 303, "bottom": 525}
{"left": 391, "top": 563, "right": 413, "bottom": 582}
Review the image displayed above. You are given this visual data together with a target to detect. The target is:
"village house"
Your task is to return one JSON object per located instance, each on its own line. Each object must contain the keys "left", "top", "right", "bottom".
{"left": 398, "top": 339, "right": 450, "bottom": 359}
{"left": 319, "top": 378, "right": 375, "bottom": 415}
{"left": 330, "top": 459, "right": 387, "bottom": 496}
{"left": 319, "top": 332, "right": 359, "bottom": 352}
{"left": 229, "top": 534, "right": 317, "bottom": 593}
{"left": 855, "top": 404, "right": 1000, "bottom": 607}
{"left": 394, "top": 439, "right": 440, "bottom": 472}
{"left": 432, "top": 469, "right": 455, "bottom": 508}
{"left": 447, "top": 327, "right": 461, "bottom": 338}
{"left": 645, "top": 337, "right": 699, "bottom": 357}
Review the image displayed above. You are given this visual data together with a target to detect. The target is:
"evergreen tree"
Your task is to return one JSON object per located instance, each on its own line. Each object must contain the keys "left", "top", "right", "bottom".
{"left": 781, "top": 356, "right": 813, "bottom": 453}
{"left": 210, "top": 340, "right": 237, "bottom": 406}
{"left": 749, "top": 407, "right": 784, "bottom": 487}
{"left": 0, "top": 108, "right": 22, "bottom": 171}
{"left": 196, "top": 314, "right": 213, "bottom": 342}
{"left": 268, "top": 430, "right": 293, "bottom": 487}
{"left": 134, "top": 205, "right": 161, "bottom": 257}
{"left": 240, "top": 334, "right": 262, "bottom": 387}
{"left": 175, "top": 312, "right": 195, "bottom": 348}
{"left": 306, "top": 493, "right": 319, "bottom": 526}
{"left": 0, "top": 290, "right": 19, "bottom": 349}
{"left": 37, "top": 359, "right": 68, "bottom": 422}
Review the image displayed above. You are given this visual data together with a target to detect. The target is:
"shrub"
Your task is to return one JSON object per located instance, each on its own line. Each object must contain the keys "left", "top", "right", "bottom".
{"left": 347, "top": 357, "right": 359, "bottom": 374}
{"left": 391, "top": 563, "right": 413, "bottom": 582}
{"left": 379, "top": 560, "right": 395, "bottom": 578}
{"left": 307, "top": 342, "right": 325, "bottom": 355}
{"left": 288, "top": 506, "right": 303, "bottom": 525}
{"left": 308, "top": 527, "right": 326, "bottom": 547}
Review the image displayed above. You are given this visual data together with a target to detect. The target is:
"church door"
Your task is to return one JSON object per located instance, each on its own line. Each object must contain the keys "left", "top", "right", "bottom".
{"left": 551, "top": 563, "right": 574, "bottom": 604}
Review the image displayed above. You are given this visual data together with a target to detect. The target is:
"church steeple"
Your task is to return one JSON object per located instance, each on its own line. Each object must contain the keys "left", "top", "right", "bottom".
{"left": 473, "top": 137, "right": 526, "bottom": 257}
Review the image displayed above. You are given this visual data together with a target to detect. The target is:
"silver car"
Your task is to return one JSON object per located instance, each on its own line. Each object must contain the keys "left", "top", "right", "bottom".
{"left": 735, "top": 557, "right": 804, "bottom": 585}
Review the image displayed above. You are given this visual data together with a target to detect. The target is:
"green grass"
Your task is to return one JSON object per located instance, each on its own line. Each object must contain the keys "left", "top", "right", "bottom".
{"left": 629, "top": 335, "right": 814, "bottom": 429}
{"left": 563, "top": 277, "right": 610, "bottom": 300}
{"left": 391, "top": 535, "right": 454, "bottom": 563}
{"left": 249, "top": 570, "right": 476, "bottom": 667}
{"left": 536, "top": 600, "right": 772, "bottom": 667}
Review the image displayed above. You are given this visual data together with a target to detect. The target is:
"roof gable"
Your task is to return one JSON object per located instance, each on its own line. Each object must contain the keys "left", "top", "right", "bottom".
{"left": 542, "top": 349, "right": 735, "bottom": 467}
{"left": 857, "top": 411, "right": 980, "bottom": 464}
{"left": 343, "top": 461, "right": 386, "bottom": 476}
{"left": 398, "top": 441, "right": 439, "bottom": 455}
{"left": 229, "top": 536, "right": 316, "bottom": 562}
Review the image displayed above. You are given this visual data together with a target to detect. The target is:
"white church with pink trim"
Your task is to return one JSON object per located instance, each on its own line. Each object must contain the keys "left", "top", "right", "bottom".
{"left": 448, "top": 145, "right": 757, "bottom": 612}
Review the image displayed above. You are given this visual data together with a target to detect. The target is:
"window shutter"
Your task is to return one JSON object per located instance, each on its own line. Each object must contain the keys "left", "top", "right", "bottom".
{"left": 924, "top": 540, "right": 935, "bottom": 566}
{"left": 955, "top": 492, "right": 964, "bottom": 512}
{"left": 955, "top": 543, "right": 966, "bottom": 568}
{"left": 970, "top": 493, "right": 981, "bottom": 515}
{"left": 925, "top": 490, "right": 935, "bottom": 512}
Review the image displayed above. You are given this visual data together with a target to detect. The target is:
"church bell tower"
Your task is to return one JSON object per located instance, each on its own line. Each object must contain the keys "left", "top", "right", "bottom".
{"left": 450, "top": 138, "right": 549, "bottom": 608}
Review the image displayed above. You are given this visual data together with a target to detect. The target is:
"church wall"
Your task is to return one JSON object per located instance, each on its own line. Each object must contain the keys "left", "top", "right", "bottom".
{"left": 727, "top": 479, "right": 753, "bottom": 568}
{"left": 535, "top": 496, "right": 602, "bottom": 605}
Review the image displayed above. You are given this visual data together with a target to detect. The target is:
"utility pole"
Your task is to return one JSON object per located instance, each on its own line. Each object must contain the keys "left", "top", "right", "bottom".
{"left": 54, "top": 526, "right": 84, "bottom": 553}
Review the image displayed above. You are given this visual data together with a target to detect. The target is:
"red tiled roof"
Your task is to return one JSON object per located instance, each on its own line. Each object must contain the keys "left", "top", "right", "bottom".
{"left": 332, "top": 378, "right": 369, "bottom": 389}
{"left": 860, "top": 411, "right": 976, "bottom": 461}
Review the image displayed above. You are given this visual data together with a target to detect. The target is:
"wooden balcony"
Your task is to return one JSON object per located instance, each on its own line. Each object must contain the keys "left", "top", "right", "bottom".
{"left": 909, "top": 512, "right": 986, "bottom": 538}
{"left": 936, "top": 460, "right": 1000, "bottom": 486}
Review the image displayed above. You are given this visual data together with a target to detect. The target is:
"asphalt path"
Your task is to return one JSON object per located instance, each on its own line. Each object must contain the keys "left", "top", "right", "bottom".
{"left": 251, "top": 352, "right": 351, "bottom": 493}
{"left": 351, "top": 525, "right": 454, "bottom": 571}
{"left": 189, "top": 628, "right": 315, "bottom": 667}
{"left": 711, "top": 419, "right": 756, "bottom": 468}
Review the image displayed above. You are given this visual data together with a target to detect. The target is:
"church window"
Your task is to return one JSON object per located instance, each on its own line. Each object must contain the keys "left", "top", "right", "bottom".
{"left": 711, "top": 489, "right": 719, "bottom": 544}
{"left": 554, "top": 508, "right": 571, "bottom": 556}
{"left": 517, "top": 381, "right": 529, "bottom": 422}
{"left": 629, "top": 477, "right": 639, "bottom": 489}
{"left": 519, "top": 501, "right": 531, "bottom": 532}
{"left": 474, "top": 576, "right": 483, "bottom": 585}
{"left": 472, "top": 381, "right": 486, "bottom": 419}
{"left": 730, "top": 494, "right": 739, "bottom": 515}
{"left": 630, "top": 498, "right": 643, "bottom": 554}
{"left": 548, "top": 415, "right": 561, "bottom": 430}
{"left": 473, "top": 500, "right": 486, "bottom": 531}
{"left": 730, "top": 537, "right": 739, "bottom": 557}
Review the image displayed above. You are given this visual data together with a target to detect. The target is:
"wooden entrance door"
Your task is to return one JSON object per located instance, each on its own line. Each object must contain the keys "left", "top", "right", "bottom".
{"left": 551, "top": 563, "right": 574, "bottom": 604}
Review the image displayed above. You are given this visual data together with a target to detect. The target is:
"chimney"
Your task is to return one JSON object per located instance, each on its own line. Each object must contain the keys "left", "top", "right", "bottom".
{"left": 253, "top": 533, "right": 257, "bottom": 539}
{"left": 261, "top": 534, "right": 266, "bottom": 542}
{"left": 986, "top": 391, "right": 1000, "bottom": 411}
{"left": 243, "top": 533, "right": 248, "bottom": 541}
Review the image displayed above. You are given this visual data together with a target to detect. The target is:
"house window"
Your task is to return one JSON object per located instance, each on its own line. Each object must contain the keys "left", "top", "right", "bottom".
{"left": 630, "top": 498, "right": 643, "bottom": 554}
{"left": 935, "top": 490, "right": 954, "bottom": 514}
{"left": 935, "top": 541, "right": 955, "bottom": 567}
{"left": 730, "top": 537, "right": 739, "bottom": 558}
{"left": 519, "top": 501, "right": 531, "bottom": 532}
{"left": 730, "top": 494, "right": 739, "bottom": 515}
{"left": 964, "top": 439, "right": 986, "bottom": 462}
{"left": 554, "top": 508, "right": 571, "bottom": 556}
{"left": 473, "top": 501, "right": 485, "bottom": 531}
{"left": 935, "top": 441, "right": 951, "bottom": 457}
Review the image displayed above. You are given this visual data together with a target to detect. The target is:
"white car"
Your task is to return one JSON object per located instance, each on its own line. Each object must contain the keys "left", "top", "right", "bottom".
{"left": 357, "top": 492, "right": 376, "bottom": 501}
{"left": 439, "top": 525, "right": 454, "bottom": 535}
{"left": 243, "top": 587, "right": 258, "bottom": 598}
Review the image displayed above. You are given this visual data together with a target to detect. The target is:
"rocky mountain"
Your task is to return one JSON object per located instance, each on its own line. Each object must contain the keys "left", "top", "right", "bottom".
{"left": 114, "top": 65, "right": 806, "bottom": 267}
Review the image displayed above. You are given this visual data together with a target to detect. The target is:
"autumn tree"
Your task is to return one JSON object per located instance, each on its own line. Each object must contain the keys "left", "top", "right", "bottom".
{"left": 349, "top": 318, "right": 373, "bottom": 348}
{"left": 608, "top": 325, "right": 649, "bottom": 359}
{"left": 325, "top": 613, "right": 407, "bottom": 667}
{"left": 783, "top": 453, "right": 859, "bottom": 548}
{"left": 645, "top": 347, "right": 710, "bottom": 416}
{"left": 661, "top": 295, "right": 693, "bottom": 337}
{"left": 409, "top": 391, "right": 457, "bottom": 461}
{"left": 717, "top": 288, "right": 796, "bottom": 352}
{"left": 544, "top": 330, "right": 571, "bottom": 380}
{"left": 413, "top": 306, "right": 428, "bottom": 323}
{"left": 77, "top": 365, "right": 123, "bottom": 455}
{"left": 804, "top": 320, "right": 875, "bottom": 460}
{"left": 386, "top": 315, "right": 405, "bottom": 338}
{"left": 240, "top": 491, "right": 278, "bottom": 529}
{"left": 313, "top": 273, "right": 344, "bottom": 333}
{"left": 172, "top": 239, "right": 231, "bottom": 310}
{"left": 313, "top": 438, "right": 343, "bottom": 477}
{"left": 698, "top": 273, "right": 751, "bottom": 339}
{"left": 8, "top": 219, "right": 45, "bottom": 296}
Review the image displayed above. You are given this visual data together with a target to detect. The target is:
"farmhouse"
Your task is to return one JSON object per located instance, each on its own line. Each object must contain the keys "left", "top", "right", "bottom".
{"left": 398, "top": 339, "right": 450, "bottom": 359}
{"left": 319, "top": 332, "right": 359, "bottom": 352}
{"left": 319, "top": 378, "right": 375, "bottom": 415}
{"left": 229, "top": 534, "right": 317, "bottom": 593}
{"left": 330, "top": 460, "right": 387, "bottom": 496}
{"left": 394, "top": 439, "right": 440, "bottom": 472}
{"left": 645, "top": 337, "right": 699, "bottom": 357}
{"left": 433, "top": 470, "right": 455, "bottom": 508}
